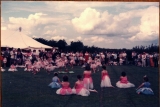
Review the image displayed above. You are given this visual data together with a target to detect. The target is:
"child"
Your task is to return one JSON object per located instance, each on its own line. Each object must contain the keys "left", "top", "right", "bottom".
{"left": 48, "top": 72, "right": 61, "bottom": 88}
{"left": 1, "top": 67, "right": 5, "bottom": 72}
{"left": 46, "top": 64, "right": 56, "bottom": 74}
{"left": 72, "top": 75, "right": 90, "bottom": 96}
{"left": 32, "top": 61, "right": 39, "bottom": 75}
{"left": 24, "top": 59, "right": 32, "bottom": 72}
{"left": 72, "top": 75, "right": 97, "bottom": 96}
{"left": 8, "top": 63, "right": 18, "bottom": 72}
{"left": 3, "top": 57, "right": 7, "bottom": 67}
{"left": 136, "top": 75, "right": 154, "bottom": 95}
{"left": 95, "top": 58, "right": 102, "bottom": 71}
{"left": 101, "top": 66, "right": 114, "bottom": 87}
{"left": 116, "top": 71, "right": 135, "bottom": 88}
{"left": 90, "top": 61, "right": 97, "bottom": 73}
{"left": 83, "top": 64, "right": 94, "bottom": 90}
{"left": 56, "top": 75, "right": 73, "bottom": 95}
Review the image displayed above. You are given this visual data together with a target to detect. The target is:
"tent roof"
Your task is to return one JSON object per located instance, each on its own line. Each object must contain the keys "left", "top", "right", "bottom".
{"left": 1, "top": 30, "right": 52, "bottom": 49}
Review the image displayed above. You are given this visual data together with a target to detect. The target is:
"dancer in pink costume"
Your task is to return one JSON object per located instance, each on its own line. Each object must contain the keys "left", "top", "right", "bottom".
{"left": 83, "top": 65, "right": 94, "bottom": 90}
{"left": 56, "top": 75, "right": 73, "bottom": 95}
{"left": 72, "top": 75, "right": 97, "bottom": 96}
{"left": 116, "top": 71, "right": 135, "bottom": 88}
{"left": 101, "top": 66, "right": 114, "bottom": 88}
{"left": 8, "top": 64, "right": 17, "bottom": 72}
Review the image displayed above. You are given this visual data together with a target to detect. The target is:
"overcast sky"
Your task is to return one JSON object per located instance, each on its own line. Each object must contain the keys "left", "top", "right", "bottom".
{"left": 1, "top": 2, "right": 159, "bottom": 49}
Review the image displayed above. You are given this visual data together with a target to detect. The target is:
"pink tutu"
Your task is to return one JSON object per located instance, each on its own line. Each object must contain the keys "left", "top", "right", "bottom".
{"left": 91, "top": 64, "right": 97, "bottom": 69}
{"left": 56, "top": 88, "right": 73, "bottom": 95}
{"left": 72, "top": 88, "right": 90, "bottom": 96}
{"left": 70, "top": 60, "right": 75, "bottom": 64}
{"left": 83, "top": 78, "right": 93, "bottom": 89}
{"left": 8, "top": 68, "right": 17, "bottom": 72}
{"left": 116, "top": 81, "right": 135, "bottom": 88}
{"left": 96, "top": 62, "right": 102, "bottom": 66}
{"left": 101, "top": 76, "right": 113, "bottom": 87}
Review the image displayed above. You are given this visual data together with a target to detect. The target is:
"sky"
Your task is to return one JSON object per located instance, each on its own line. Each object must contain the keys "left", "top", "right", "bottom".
{"left": 1, "top": 1, "right": 159, "bottom": 49}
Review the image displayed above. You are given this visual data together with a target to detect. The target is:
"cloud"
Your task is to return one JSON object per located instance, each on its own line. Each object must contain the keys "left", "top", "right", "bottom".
{"left": 72, "top": 7, "right": 101, "bottom": 34}
{"left": 69, "top": 39, "right": 75, "bottom": 42}
{"left": 129, "top": 6, "right": 159, "bottom": 41}
{"left": 7, "top": 12, "right": 48, "bottom": 31}
{"left": 72, "top": 6, "right": 159, "bottom": 42}
{"left": 44, "top": 29, "right": 57, "bottom": 35}
{"left": 84, "top": 36, "right": 113, "bottom": 43}
{"left": 76, "top": 36, "right": 82, "bottom": 40}
{"left": 32, "top": 35, "right": 37, "bottom": 38}
{"left": 51, "top": 36, "right": 67, "bottom": 40}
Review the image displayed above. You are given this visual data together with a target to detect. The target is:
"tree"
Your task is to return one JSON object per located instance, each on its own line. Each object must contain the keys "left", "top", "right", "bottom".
{"left": 57, "top": 39, "right": 67, "bottom": 51}
{"left": 70, "top": 41, "right": 84, "bottom": 52}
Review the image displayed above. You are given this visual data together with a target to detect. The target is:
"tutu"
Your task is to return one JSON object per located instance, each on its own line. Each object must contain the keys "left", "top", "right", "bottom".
{"left": 49, "top": 76, "right": 61, "bottom": 88}
{"left": 101, "top": 76, "right": 113, "bottom": 87}
{"left": 83, "top": 78, "right": 93, "bottom": 89}
{"left": 136, "top": 88, "right": 154, "bottom": 95}
{"left": 49, "top": 82, "right": 61, "bottom": 88}
{"left": 56, "top": 81, "right": 72, "bottom": 95}
{"left": 116, "top": 81, "right": 135, "bottom": 88}
{"left": 72, "top": 88, "right": 90, "bottom": 96}
{"left": 24, "top": 68, "right": 32, "bottom": 71}
{"left": 91, "top": 64, "right": 97, "bottom": 69}
{"left": 96, "top": 62, "right": 102, "bottom": 66}
{"left": 56, "top": 88, "right": 72, "bottom": 95}
{"left": 136, "top": 82, "right": 154, "bottom": 95}
{"left": 8, "top": 68, "right": 18, "bottom": 72}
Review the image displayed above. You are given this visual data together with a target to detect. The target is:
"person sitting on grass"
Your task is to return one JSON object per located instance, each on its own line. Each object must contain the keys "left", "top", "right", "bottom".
{"left": 32, "top": 60, "right": 39, "bottom": 75}
{"left": 8, "top": 63, "right": 18, "bottom": 72}
{"left": 136, "top": 75, "right": 154, "bottom": 95}
{"left": 48, "top": 72, "right": 61, "bottom": 88}
{"left": 46, "top": 63, "right": 57, "bottom": 74}
{"left": 56, "top": 75, "right": 73, "bottom": 95}
{"left": 72, "top": 75, "right": 97, "bottom": 96}
{"left": 116, "top": 71, "right": 135, "bottom": 88}
{"left": 1, "top": 67, "right": 5, "bottom": 72}
{"left": 101, "top": 66, "right": 114, "bottom": 88}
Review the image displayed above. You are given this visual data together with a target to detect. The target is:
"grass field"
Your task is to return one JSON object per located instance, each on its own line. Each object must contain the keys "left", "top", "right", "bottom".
{"left": 1, "top": 65, "right": 159, "bottom": 107}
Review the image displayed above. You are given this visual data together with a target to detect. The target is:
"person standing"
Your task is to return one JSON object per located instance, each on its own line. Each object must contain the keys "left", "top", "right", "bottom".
{"left": 83, "top": 64, "right": 94, "bottom": 90}
{"left": 141, "top": 52, "right": 146, "bottom": 67}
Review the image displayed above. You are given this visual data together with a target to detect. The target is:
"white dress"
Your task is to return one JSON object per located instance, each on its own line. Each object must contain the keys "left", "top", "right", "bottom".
{"left": 116, "top": 76, "right": 135, "bottom": 88}
{"left": 101, "top": 71, "right": 113, "bottom": 87}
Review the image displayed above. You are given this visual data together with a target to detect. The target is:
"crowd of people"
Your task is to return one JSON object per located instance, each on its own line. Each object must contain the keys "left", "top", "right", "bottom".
{"left": 0, "top": 47, "right": 155, "bottom": 96}
{"left": 1, "top": 48, "right": 158, "bottom": 72}
{"left": 131, "top": 51, "right": 159, "bottom": 67}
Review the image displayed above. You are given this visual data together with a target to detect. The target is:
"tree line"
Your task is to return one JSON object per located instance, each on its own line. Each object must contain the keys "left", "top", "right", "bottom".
{"left": 34, "top": 38, "right": 159, "bottom": 54}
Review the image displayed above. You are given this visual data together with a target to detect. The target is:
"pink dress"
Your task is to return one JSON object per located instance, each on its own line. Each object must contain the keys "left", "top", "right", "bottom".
{"left": 3, "top": 58, "right": 7, "bottom": 64}
{"left": 116, "top": 76, "right": 135, "bottom": 88}
{"left": 83, "top": 71, "right": 93, "bottom": 89}
{"left": 96, "top": 59, "right": 102, "bottom": 66}
{"left": 8, "top": 65, "right": 17, "bottom": 72}
{"left": 90, "top": 63, "right": 97, "bottom": 69}
{"left": 70, "top": 57, "right": 75, "bottom": 64}
{"left": 56, "top": 82, "right": 72, "bottom": 95}
{"left": 101, "top": 71, "right": 113, "bottom": 87}
{"left": 72, "top": 81, "right": 90, "bottom": 96}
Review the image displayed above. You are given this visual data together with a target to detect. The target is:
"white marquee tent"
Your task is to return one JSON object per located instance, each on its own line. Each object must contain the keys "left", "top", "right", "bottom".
{"left": 1, "top": 30, "right": 52, "bottom": 49}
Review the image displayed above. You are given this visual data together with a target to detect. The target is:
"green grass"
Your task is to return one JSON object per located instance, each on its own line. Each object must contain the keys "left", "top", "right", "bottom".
{"left": 2, "top": 65, "right": 159, "bottom": 107}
